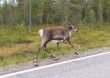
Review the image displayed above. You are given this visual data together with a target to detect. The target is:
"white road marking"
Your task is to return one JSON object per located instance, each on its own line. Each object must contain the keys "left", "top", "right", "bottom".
{"left": 1, "top": 51, "right": 110, "bottom": 78}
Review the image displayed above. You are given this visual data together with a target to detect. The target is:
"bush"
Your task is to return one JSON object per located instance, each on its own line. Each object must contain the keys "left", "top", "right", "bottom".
{"left": 0, "top": 24, "right": 27, "bottom": 46}
{"left": 15, "top": 23, "right": 27, "bottom": 37}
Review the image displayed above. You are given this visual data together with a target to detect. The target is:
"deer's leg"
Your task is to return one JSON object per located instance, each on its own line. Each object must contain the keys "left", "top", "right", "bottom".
{"left": 44, "top": 48, "right": 58, "bottom": 60}
{"left": 66, "top": 39, "right": 79, "bottom": 55}
{"left": 41, "top": 40, "right": 57, "bottom": 59}
{"left": 33, "top": 47, "right": 41, "bottom": 66}
{"left": 43, "top": 45, "right": 56, "bottom": 59}
{"left": 43, "top": 40, "right": 59, "bottom": 60}
{"left": 56, "top": 42, "right": 60, "bottom": 50}
{"left": 66, "top": 38, "right": 74, "bottom": 48}
{"left": 42, "top": 40, "right": 49, "bottom": 52}
{"left": 33, "top": 39, "right": 48, "bottom": 66}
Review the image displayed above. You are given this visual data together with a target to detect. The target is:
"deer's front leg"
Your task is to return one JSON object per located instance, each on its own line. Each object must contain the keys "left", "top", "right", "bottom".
{"left": 66, "top": 39, "right": 79, "bottom": 55}
{"left": 66, "top": 38, "right": 74, "bottom": 48}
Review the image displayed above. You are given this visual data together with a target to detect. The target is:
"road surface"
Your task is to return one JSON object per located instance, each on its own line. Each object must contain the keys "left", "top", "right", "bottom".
{"left": 1, "top": 51, "right": 110, "bottom": 78}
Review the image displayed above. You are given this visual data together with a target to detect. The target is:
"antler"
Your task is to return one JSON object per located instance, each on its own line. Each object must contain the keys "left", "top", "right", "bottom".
{"left": 71, "top": 18, "right": 80, "bottom": 28}
{"left": 67, "top": 17, "right": 80, "bottom": 28}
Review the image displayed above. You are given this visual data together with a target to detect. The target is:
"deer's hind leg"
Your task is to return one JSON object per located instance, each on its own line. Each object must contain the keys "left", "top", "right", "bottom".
{"left": 33, "top": 39, "right": 49, "bottom": 66}
{"left": 40, "top": 39, "right": 58, "bottom": 59}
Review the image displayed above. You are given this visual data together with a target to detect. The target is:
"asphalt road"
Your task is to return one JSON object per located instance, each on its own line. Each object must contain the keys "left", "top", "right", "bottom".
{"left": 1, "top": 52, "right": 110, "bottom": 78}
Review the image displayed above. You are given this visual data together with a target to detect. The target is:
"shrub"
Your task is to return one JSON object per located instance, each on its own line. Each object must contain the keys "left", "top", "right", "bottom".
{"left": 0, "top": 24, "right": 27, "bottom": 46}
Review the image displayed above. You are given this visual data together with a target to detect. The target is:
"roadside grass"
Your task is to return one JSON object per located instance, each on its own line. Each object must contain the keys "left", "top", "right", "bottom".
{"left": 0, "top": 24, "right": 110, "bottom": 67}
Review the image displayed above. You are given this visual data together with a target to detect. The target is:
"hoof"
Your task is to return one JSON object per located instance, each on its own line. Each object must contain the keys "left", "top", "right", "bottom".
{"left": 49, "top": 54, "right": 56, "bottom": 58}
{"left": 75, "top": 52, "right": 79, "bottom": 55}
{"left": 33, "top": 60, "right": 39, "bottom": 66}
{"left": 53, "top": 57, "right": 59, "bottom": 60}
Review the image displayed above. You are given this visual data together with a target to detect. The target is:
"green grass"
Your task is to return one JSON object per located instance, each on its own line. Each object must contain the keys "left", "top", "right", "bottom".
{"left": 0, "top": 24, "right": 29, "bottom": 46}
{"left": 0, "top": 24, "right": 110, "bottom": 67}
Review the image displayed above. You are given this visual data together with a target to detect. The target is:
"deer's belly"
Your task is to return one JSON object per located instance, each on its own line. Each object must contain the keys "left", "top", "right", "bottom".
{"left": 51, "top": 40, "right": 64, "bottom": 43}
{"left": 53, "top": 34, "right": 64, "bottom": 38}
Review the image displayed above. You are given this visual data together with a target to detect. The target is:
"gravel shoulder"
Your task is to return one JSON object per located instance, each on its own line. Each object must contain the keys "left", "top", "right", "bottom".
{"left": 0, "top": 47, "right": 110, "bottom": 75}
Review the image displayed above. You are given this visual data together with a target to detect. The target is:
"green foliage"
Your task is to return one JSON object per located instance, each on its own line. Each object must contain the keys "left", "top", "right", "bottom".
{"left": 0, "top": 0, "right": 110, "bottom": 26}
{"left": 0, "top": 24, "right": 27, "bottom": 46}
{"left": 14, "top": 23, "right": 27, "bottom": 43}
{"left": 15, "top": 23, "right": 27, "bottom": 35}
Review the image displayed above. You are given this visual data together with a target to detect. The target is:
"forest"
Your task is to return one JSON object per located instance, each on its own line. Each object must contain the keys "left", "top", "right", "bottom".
{"left": 0, "top": 0, "right": 110, "bottom": 29}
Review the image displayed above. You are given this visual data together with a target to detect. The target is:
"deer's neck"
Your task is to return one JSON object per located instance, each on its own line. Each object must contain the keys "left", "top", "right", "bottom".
{"left": 68, "top": 30, "right": 73, "bottom": 37}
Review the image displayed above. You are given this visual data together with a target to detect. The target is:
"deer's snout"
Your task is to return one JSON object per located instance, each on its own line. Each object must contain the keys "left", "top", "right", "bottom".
{"left": 74, "top": 28, "right": 79, "bottom": 32}
{"left": 77, "top": 28, "right": 79, "bottom": 32}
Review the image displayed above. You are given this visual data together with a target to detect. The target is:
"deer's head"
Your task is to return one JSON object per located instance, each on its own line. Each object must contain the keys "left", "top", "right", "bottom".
{"left": 67, "top": 23, "right": 79, "bottom": 32}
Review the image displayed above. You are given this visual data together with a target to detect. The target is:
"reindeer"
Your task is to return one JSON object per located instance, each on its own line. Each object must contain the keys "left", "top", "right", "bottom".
{"left": 33, "top": 23, "right": 79, "bottom": 66}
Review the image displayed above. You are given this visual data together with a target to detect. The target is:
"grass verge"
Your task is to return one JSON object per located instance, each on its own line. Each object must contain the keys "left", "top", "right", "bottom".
{"left": 0, "top": 24, "right": 110, "bottom": 67}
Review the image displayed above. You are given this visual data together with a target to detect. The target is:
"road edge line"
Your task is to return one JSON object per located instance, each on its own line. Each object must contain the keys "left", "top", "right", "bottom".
{"left": 1, "top": 51, "right": 110, "bottom": 78}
